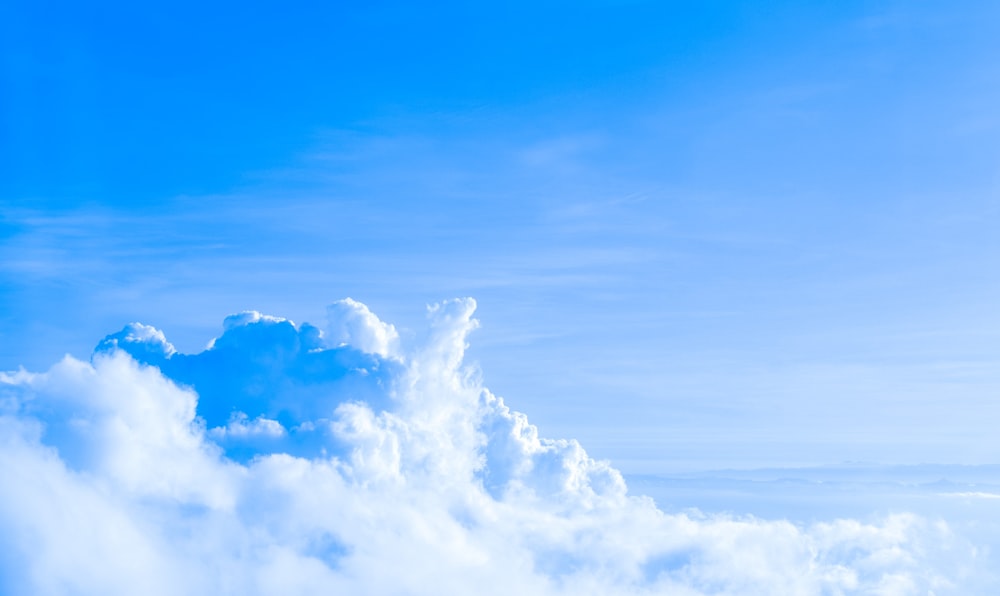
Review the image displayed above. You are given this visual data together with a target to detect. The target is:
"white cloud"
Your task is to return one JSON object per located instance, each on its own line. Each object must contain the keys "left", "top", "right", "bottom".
{"left": 210, "top": 412, "right": 286, "bottom": 440}
{"left": 96, "top": 322, "right": 176, "bottom": 361}
{"left": 222, "top": 311, "right": 290, "bottom": 331}
{"left": 0, "top": 299, "right": 989, "bottom": 594}
{"left": 326, "top": 298, "right": 400, "bottom": 358}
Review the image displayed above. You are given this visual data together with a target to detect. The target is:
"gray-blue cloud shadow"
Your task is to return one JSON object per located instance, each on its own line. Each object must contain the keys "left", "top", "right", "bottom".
{"left": 95, "top": 315, "right": 403, "bottom": 462}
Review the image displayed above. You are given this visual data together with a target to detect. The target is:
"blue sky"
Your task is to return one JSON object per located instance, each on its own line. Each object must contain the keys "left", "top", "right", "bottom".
{"left": 3, "top": 1, "right": 1000, "bottom": 592}
{"left": 4, "top": 1, "right": 1000, "bottom": 472}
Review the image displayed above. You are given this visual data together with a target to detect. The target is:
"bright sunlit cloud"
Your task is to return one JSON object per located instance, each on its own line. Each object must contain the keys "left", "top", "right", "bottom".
{"left": 0, "top": 299, "right": 987, "bottom": 594}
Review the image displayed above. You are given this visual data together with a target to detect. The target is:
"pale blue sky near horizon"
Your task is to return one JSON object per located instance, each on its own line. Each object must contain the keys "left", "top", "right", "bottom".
{"left": 3, "top": 0, "right": 1000, "bottom": 472}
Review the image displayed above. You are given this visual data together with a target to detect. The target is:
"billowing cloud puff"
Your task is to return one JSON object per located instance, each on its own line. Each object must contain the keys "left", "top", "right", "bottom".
{"left": 326, "top": 298, "right": 400, "bottom": 358}
{"left": 0, "top": 299, "right": 986, "bottom": 594}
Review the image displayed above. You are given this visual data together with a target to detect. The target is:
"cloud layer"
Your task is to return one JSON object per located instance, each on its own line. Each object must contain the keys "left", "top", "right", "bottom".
{"left": 0, "top": 299, "right": 987, "bottom": 594}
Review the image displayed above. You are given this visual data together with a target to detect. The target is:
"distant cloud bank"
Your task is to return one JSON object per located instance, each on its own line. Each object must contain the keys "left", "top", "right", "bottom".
{"left": 0, "top": 299, "right": 984, "bottom": 594}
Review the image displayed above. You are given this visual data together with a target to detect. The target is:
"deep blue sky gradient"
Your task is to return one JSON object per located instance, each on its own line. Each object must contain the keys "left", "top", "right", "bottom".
{"left": 3, "top": 0, "right": 1000, "bottom": 471}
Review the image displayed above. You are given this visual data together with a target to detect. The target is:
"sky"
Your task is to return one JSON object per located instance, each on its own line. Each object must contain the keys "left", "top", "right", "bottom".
{"left": 2, "top": 1, "right": 1000, "bottom": 593}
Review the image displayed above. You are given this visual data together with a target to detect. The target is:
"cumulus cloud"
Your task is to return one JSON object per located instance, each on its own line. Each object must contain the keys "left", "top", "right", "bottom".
{"left": 326, "top": 298, "right": 400, "bottom": 357}
{"left": 209, "top": 412, "right": 286, "bottom": 440}
{"left": 0, "top": 299, "right": 988, "bottom": 594}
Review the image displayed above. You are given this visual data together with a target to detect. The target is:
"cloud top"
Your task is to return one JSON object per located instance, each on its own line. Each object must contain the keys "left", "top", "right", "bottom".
{"left": 0, "top": 299, "right": 987, "bottom": 594}
{"left": 326, "top": 298, "right": 400, "bottom": 358}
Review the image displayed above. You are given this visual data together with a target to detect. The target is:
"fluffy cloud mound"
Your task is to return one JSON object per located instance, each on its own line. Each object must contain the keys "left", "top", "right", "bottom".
{"left": 0, "top": 299, "right": 984, "bottom": 594}
{"left": 326, "top": 298, "right": 401, "bottom": 358}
